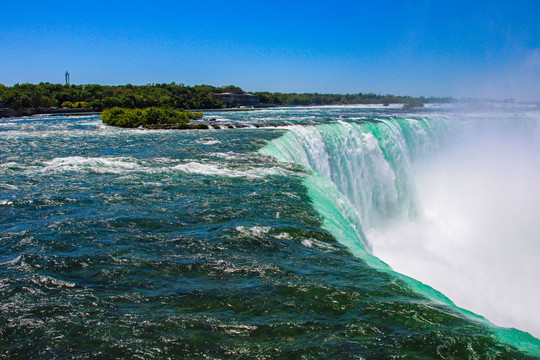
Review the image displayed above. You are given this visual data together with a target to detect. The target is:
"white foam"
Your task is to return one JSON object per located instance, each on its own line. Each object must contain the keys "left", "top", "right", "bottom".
{"left": 275, "top": 232, "right": 291, "bottom": 239}
{"left": 41, "top": 156, "right": 146, "bottom": 174}
{"left": 196, "top": 138, "right": 221, "bottom": 145}
{"left": 301, "top": 238, "right": 337, "bottom": 251}
{"left": 0, "top": 162, "right": 19, "bottom": 168}
{"left": 212, "top": 152, "right": 240, "bottom": 160}
{"left": 0, "top": 183, "right": 19, "bottom": 190}
{"left": 32, "top": 274, "right": 76, "bottom": 288}
{"left": 33, "top": 155, "right": 291, "bottom": 179}
{"left": 173, "top": 161, "right": 288, "bottom": 179}
{"left": 235, "top": 226, "right": 272, "bottom": 238}
{"left": 301, "top": 239, "right": 313, "bottom": 248}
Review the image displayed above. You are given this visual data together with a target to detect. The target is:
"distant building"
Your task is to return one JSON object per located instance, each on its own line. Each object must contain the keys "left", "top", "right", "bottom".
{"left": 212, "top": 91, "right": 259, "bottom": 107}
{"left": 65, "top": 71, "right": 70, "bottom": 85}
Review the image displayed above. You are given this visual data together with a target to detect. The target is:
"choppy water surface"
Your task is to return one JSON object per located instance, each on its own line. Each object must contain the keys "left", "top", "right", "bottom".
{"left": 1, "top": 105, "right": 539, "bottom": 359}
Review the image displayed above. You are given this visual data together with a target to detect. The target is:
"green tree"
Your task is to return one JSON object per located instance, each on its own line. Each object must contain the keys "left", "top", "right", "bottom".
{"left": 90, "top": 100, "right": 103, "bottom": 111}
{"left": 74, "top": 101, "right": 88, "bottom": 108}
{"left": 13, "top": 94, "right": 32, "bottom": 110}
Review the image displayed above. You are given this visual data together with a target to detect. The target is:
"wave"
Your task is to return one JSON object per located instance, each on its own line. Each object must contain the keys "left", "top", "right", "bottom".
{"left": 42, "top": 156, "right": 147, "bottom": 174}
{"left": 173, "top": 161, "right": 289, "bottom": 179}
{"left": 38, "top": 156, "right": 292, "bottom": 179}
{"left": 260, "top": 113, "right": 540, "bottom": 356}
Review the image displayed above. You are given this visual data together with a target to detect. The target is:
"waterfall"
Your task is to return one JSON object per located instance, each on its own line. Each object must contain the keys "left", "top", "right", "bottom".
{"left": 260, "top": 113, "right": 540, "bottom": 356}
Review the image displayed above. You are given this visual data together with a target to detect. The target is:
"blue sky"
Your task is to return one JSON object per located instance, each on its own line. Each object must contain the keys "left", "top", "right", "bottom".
{"left": 2, "top": 0, "right": 539, "bottom": 100}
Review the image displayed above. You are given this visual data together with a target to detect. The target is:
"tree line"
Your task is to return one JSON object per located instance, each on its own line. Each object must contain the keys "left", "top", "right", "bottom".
{"left": 0, "top": 82, "right": 452, "bottom": 111}
{"left": 0, "top": 83, "right": 235, "bottom": 111}
{"left": 254, "top": 92, "right": 449, "bottom": 107}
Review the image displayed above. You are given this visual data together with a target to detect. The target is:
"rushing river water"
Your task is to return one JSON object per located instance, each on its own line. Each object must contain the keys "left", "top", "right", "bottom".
{"left": 1, "top": 104, "right": 540, "bottom": 359}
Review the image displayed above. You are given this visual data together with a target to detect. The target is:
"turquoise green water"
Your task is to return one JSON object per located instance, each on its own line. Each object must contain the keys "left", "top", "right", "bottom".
{"left": 1, "top": 105, "right": 539, "bottom": 358}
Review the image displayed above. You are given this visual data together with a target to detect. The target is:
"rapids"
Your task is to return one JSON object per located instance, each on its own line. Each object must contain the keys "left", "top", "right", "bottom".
{"left": 2, "top": 104, "right": 540, "bottom": 358}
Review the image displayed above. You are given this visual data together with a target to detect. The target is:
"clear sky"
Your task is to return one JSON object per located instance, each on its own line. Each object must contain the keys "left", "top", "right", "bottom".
{"left": 2, "top": 0, "right": 539, "bottom": 100}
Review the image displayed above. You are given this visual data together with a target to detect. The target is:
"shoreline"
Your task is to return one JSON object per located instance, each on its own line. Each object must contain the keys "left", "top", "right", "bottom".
{"left": 0, "top": 102, "right": 450, "bottom": 120}
{"left": 0, "top": 106, "right": 275, "bottom": 119}
{"left": 0, "top": 108, "right": 101, "bottom": 119}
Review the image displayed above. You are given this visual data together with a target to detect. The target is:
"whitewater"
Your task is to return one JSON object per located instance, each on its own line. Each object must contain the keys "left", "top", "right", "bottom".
{"left": 1, "top": 104, "right": 540, "bottom": 358}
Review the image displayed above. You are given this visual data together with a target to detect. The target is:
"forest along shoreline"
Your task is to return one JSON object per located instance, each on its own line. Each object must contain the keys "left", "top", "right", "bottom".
{"left": 0, "top": 82, "right": 444, "bottom": 120}
{"left": 0, "top": 106, "right": 262, "bottom": 119}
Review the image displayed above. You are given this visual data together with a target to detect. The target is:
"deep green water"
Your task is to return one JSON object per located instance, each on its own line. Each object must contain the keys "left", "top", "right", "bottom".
{"left": 1, "top": 105, "right": 539, "bottom": 359}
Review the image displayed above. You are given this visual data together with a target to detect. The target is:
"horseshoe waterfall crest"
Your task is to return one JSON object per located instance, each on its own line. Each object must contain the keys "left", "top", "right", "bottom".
{"left": 259, "top": 118, "right": 444, "bottom": 264}
{"left": 259, "top": 114, "right": 540, "bottom": 356}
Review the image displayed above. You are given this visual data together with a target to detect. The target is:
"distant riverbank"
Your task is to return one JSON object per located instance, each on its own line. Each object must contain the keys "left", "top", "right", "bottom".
{"left": 0, "top": 102, "right": 428, "bottom": 120}
{"left": 0, "top": 108, "right": 101, "bottom": 118}
{"left": 0, "top": 106, "right": 280, "bottom": 119}
{"left": 0, "top": 82, "right": 447, "bottom": 118}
